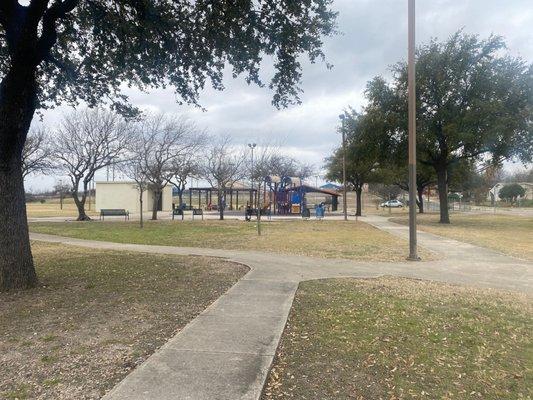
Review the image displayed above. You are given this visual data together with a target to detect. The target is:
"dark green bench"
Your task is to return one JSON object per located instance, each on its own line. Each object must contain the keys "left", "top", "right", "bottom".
{"left": 192, "top": 208, "right": 204, "bottom": 220}
{"left": 172, "top": 208, "right": 184, "bottom": 220}
{"left": 99, "top": 209, "right": 129, "bottom": 221}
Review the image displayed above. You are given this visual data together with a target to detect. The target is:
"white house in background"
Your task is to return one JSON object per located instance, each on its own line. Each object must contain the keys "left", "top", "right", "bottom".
{"left": 488, "top": 182, "right": 533, "bottom": 201}
{"left": 95, "top": 181, "right": 173, "bottom": 213}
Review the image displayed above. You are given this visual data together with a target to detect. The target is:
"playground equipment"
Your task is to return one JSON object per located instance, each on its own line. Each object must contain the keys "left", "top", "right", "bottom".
{"left": 264, "top": 176, "right": 305, "bottom": 215}
{"left": 263, "top": 175, "right": 340, "bottom": 216}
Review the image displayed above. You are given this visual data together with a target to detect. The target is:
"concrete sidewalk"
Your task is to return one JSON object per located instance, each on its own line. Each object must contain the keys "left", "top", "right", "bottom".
{"left": 30, "top": 216, "right": 532, "bottom": 400}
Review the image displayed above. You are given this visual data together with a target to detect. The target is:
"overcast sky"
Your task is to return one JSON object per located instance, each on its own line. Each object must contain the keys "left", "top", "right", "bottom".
{"left": 27, "top": 0, "right": 533, "bottom": 192}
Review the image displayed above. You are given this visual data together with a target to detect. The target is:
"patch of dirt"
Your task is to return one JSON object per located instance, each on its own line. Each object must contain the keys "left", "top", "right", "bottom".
{"left": 0, "top": 242, "right": 248, "bottom": 399}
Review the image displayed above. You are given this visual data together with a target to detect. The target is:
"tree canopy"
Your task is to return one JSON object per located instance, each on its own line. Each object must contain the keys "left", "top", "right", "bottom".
{"left": 325, "top": 111, "right": 382, "bottom": 216}
{"left": 0, "top": 0, "right": 337, "bottom": 113}
{"left": 499, "top": 183, "right": 526, "bottom": 204}
{"left": 0, "top": 0, "right": 337, "bottom": 290}
{"left": 364, "top": 31, "right": 533, "bottom": 223}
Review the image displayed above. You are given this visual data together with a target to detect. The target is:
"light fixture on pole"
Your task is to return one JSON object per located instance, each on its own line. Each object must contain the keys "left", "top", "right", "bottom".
{"left": 407, "top": 0, "right": 419, "bottom": 260}
{"left": 339, "top": 114, "right": 348, "bottom": 221}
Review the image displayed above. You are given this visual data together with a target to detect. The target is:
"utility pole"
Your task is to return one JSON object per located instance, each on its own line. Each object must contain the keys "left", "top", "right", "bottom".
{"left": 339, "top": 114, "right": 348, "bottom": 221}
{"left": 407, "top": 0, "right": 419, "bottom": 260}
{"left": 248, "top": 143, "right": 261, "bottom": 235}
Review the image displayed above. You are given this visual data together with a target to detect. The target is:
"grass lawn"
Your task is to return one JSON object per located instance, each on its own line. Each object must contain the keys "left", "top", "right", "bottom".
{"left": 26, "top": 201, "right": 98, "bottom": 218}
{"left": 262, "top": 277, "right": 532, "bottom": 400}
{"left": 29, "top": 220, "right": 432, "bottom": 262}
{"left": 390, "top": 213, "right": 533, "bottom": 261}
{"left": 0, "top": 242, "right": 247, "bottom": 400}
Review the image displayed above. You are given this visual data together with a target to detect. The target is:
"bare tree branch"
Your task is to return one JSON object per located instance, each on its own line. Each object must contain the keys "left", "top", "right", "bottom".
{"left": 52, "top": 108, "right": 129, "bottom": 220}
{"left": 126, "top": 113, "right": 206, "bottom": 220}
{"left": 21, "top": 126, "right": 53, "bottom": 178}
{"left": 202, "top": 135, "right": 246, "bottom": 220}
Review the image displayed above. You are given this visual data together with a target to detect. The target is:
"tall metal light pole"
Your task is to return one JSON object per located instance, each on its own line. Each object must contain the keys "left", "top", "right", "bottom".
{"left": 339, "top": 114, "right": 348, "bottom": 221}
{"left": 407, "top": 0, "right": 419, "bottom": 260}
{"left": 248, "top": 143, "right": 256, "bottom": 206}
{"left": 248, "top": 143, "right": 261, "bottom": 235}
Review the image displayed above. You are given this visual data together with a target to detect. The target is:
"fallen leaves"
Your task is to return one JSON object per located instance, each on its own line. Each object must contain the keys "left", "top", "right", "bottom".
{"left": 261, "top": 277, "right": 532, "bottom": 399}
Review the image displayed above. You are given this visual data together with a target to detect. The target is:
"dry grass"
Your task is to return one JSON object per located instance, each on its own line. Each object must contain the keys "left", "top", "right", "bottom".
{"left": 263, "top": 277, "right": 533, "bottom": 400}
{"left": 0, "top": 242, "right": 247, "bottom": 400}
{"left": 26, "top": 201, "right": 98, "bottom": 218}
{"left": 391, "top": 213, "right": 533, "bottom": 261}
{"left": 29, "top": 219, "right": 433, "bottom": 262}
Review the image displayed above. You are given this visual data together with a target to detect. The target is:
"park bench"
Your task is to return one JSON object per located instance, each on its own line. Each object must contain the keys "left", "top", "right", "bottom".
{"left": 192, "top": 208, "right": 204, "bottom": 220}
{"left": 100, "top": 209, "right": 129, "bottom": 221}
{"left": 172, "top": 208, "right": 184, "bottom": 220}
{"left": 245, "top": 207, "right": 272, "bottom": 221}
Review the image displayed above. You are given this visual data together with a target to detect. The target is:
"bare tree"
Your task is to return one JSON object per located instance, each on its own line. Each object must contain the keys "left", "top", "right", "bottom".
{"left": 130, "top": 114, "right": 205, "bottom": 220}
{"left": 53, "top": 181, "right": 71, "bottom": 210}
{"left": 22, "top": 127, "right": 53, "bottom": 179}
{"left": 250, "top": 143, "right": 315, "bottom": 181}
{"left": 53, "top": 109, "right": 129, "bottom": 221}
{"left": 172, "top": 157, "right": 201, "bottom": 208}
{"left": 121, "top": 158, "right": 149, "bottom": 228}
{"left": 202, "top": 136, "right": 246, "bottom": 220}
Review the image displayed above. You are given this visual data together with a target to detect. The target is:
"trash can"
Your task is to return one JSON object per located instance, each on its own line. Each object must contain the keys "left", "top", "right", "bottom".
{"left": 315, "top": 204, "right": 325, "bottom": 219}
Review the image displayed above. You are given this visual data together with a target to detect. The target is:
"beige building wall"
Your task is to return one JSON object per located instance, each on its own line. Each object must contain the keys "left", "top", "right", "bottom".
{"left": 96, "top": 182, "right": 173, "bottom": 213}
{"left": 145, "top": 185, "right": 173, "bottom": 212}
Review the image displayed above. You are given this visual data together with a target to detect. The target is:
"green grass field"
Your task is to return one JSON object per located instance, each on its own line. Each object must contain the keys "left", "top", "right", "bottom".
{"left": 29, "top": 219, "right": 432, "bottom": 262}
{"left": 391, "top": 213, "right": 533, "bottom": 261}
{"left": 0, "top": 242, "right": 247, "bottom": 400}
{"left": 263, "top": 277, "right": 532, "bottom": 399}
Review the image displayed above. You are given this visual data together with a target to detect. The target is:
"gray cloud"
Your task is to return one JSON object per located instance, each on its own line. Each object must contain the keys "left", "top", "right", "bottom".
{"left": 27, "top": 0, "right": 532, "bottom": 191}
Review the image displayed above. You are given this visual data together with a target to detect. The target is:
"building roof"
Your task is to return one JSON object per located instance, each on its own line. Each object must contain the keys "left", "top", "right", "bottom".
{"left": 95, "top": 180, "right": 138, "bottom": 184}
{"left": 295, "top": 184, "right": 341, "bottom": 197}
{"left": 320, "top": 183, "right": 342, "bottom": 191}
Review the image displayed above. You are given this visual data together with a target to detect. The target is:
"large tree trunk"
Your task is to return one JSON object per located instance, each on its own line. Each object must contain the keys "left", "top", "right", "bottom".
{"left": 139, "top": 190, "right": 144, "bottom": 228}
{"left": 417, "top": 186, "right": 424, "bottom": 213}
{"left": 73, "top": 195, "right": 90, "bottom": 221}
{"left": 72, "top": 180, "right": 91, "bottom": 221}
{"left": 151, "top": 190, "right": 161, "bottom": 220}
{"left": 0, "top": 162, "right": 37, "bottom": 290}
{"left": 436, "top": 166, "right": 450, "bottom": 223}
{"left": 355, "top": 187, "right": 362, "bottom": 216}
{"left": 0, "top": 68, "right": 38, "bottom": 290}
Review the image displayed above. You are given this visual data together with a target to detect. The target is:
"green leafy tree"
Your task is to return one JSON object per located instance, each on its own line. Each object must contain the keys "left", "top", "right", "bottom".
{"left": 365, "top": 31, "right": 532, "bottom": 224}
{"left": 390, "top": 163, "right": 435, "bottom": 213}
{"left": 325, "top": 111, "right": 381, "bottom": 216}
{"left": 498, "top": 183, "right": 526, "bottom": 205}
{"left": 0, "top": 1, "right": 337, "bottom": 290}
{"left": 373, "top": 124, "right": 436, "bottom": 213}
{"left": 353, "top": 100, "right": 436, "bottom": 213}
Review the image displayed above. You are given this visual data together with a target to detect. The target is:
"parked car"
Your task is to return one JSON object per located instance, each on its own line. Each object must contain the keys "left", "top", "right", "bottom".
{"left": 380, "top": 199, "right": 404, "bottom": 208}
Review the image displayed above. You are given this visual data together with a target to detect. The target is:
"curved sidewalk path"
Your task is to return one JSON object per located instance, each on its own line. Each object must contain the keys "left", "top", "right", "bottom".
{"left": 30, "top": 215, "right": 532, "bottom": 400}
